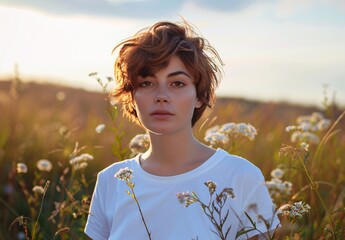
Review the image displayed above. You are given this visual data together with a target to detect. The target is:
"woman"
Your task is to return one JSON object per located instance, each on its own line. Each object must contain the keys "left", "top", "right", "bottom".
{"left": 85, "top": 20, "right": 279, "bottom": 240}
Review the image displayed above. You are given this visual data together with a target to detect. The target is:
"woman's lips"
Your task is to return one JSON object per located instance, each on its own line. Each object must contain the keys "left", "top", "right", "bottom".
{"left": 150, "top": 110, "right": 174, "bottom": 115}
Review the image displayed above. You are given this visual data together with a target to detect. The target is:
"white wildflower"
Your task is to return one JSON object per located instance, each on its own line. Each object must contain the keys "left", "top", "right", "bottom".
{"left": 236, "top": 123, "right": 257, "bottom": 141}
{"left": 285, "top": 125, "right": 297, "bottom": 132}
{"left": 36, "top": 159, "right": 53, "bottom": 172}
{"left": 317, "top": 119, "right": 331, "bottom": 131}
{"left": 129, "top": 134, "right": 150, "bottom": 154}
{"left": 69, "top": 153, "right": 94, "bottom": 170}
{"left": 69, "top": 153, "right": 94, "bottom": 165}
{"left": 220, "top": 123, "right": 237, "bottom": 134}
{"left": 204, "top": 131, "right": 229, "bottom": 146}
{"left": 32, "top": 186, "right": 45, "bottom": 194}
{"left": 278, "top": 201, "right": 311, "bottom": 221}
{"left": 16, "top": 163, "right": 28, "bottom": 174}
{"left": 95, "top": 124, "right": 106, "bottom": 133}
{"left": 114, "top": 167, "right": 133, "bottom": 181}
{"left": 300, "top": 142, "right": 309, "bottom": 151}
{"left": 266, "top": 177, "right": 293, "bottom": 199}
{"left": 291, "top": 131, "right": 319, "bottom": 145}
{"left": 298, "top": 122, "right": 313, "bottom": 132}
{"left": 270, "top": 168, "right": 284, "bottom": 179}
{"left": 310, "top": 112, "right": 324, "bottom": 122}
{"left": 73, "top": 162, "right": 88, "bottom": 170}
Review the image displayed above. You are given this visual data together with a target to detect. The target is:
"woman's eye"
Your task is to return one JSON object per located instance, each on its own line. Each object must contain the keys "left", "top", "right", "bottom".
{"left": 139, "top": 81, "right": 153, "bottom": 87}
{"left": 171, "top": 81, "right": 185, "bottom": 87}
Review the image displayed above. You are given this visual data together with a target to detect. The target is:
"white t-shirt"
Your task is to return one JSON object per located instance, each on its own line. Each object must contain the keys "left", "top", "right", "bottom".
{"left": 85, "top": 148, "right": 280, "bottom": 240}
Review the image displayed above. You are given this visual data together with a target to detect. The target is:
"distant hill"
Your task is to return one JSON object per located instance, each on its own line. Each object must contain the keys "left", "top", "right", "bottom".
{"left": 2, "top": 78, "right": 343, "bottom": 135}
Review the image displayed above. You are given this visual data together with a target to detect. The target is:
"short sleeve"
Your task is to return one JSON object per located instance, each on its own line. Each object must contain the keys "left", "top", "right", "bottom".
{"left": 84, "top": 172, "right": 110, "bottom": 240}
{"left": 237, "top": 169, "right": 280, "bottom": 239}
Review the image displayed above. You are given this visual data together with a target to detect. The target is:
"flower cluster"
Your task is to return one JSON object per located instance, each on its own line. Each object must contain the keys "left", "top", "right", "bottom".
{"left": 69, "top": 153, "right": 94, "bottom": 171}
{"left": 286, "top": 112, "right": 331, "bottom": 148}
{"left": 278, "top": 201, "right": 311, "bottom": 223}
{"left": 129, "top": 134, "right": 150, "bottom": 154}
{"left": 176, "top": 192, "right": 198, "bottom": 207}
{"left": 36, "top": 159, "right": 53, "bottom": 172}
{"left": 16, "top": 163, "right": 28, "bottom": 174}
{"left": 265, "top": 167, "right": 293, "bottom": 202}
{"left": 204, "top": 122, "right": 257, "bottom": 147}
{"left": 176, "top": 181, "right": 236, "bottom": 240}
{"left": 114, "top": 167, "right": 133, "bottom": 181}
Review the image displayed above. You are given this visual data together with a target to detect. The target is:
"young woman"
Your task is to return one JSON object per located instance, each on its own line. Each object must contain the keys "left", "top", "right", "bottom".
{"left": 85, "top": 21, "right": 279, "bottom": 240}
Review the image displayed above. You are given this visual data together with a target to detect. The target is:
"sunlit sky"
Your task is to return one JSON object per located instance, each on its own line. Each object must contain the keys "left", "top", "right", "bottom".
{"left": 1, "top": 0, "right": 345, "bottom": 107}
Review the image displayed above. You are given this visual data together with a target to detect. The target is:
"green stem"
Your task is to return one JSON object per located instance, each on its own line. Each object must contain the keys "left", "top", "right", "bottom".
{"left": 32, "top": 181, "right": 50, "bottom": 240}
{"left": 130, "top": 186, "right": 152, "bottom": 240}
{"left": 299, "top": 155, "right": 336, "bottom": 240}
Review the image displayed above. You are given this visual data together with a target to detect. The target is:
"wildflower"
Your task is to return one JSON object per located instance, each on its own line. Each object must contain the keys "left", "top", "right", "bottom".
{"left": 220, "top": 123, "right": 237, "bottom": 134}
{"left": 270, "top": 168, "right": 284, "bottom": 179}
{"left": 204, "top": 181, "right": 217, "bottom": 195}
{"left": 69, "top": 153, "right": 94, "bottom": 165}
{"left": 291, "top": 131, "right": 320, "bottom": 145}
{"left": 129, "top": 134, "right": 150, "bottom": 154}
{"left": 16, "top": 163, "right": 28, "bottom": 173}
{"left": 205, "top": 125, "right": 220, "bottom": 135}
{"left": 176, "top": 192, "right": 197, "bottom": 207}
{"left": 32, "top": 186, "right": 45, "bottom": 194}
{"left": 300, "top": 142, "right": 309, "bottom": 151}
{"left": 317, "top": 119, "right": 331, "bottom": 131}
{"left": 279, "top": 144, "right": 307, "bottom": 160}
{"left": 266, "top": 178, "right": 293, "bottom": 199}
{"left": 205, "top": 131, "right": 229, "bottom": 145}
{"left": 285, "top": 125, "right": 297, "bottom": 132}
{"left": 236, "top": 123, "right": 257, "bottom": 141}
{"left": 69, "top": 153, "right": 93, "bottom": 170}
{"left": 114, "top": 167, "right": 133, "bottom": 181}
{"left": 219, "top": 187, "right": 236, "bottom": 199}
{"left": 95, "top": 124, "right": 105, "bottom": 133}
{"left": 278, "top": 201, "right": 311, "bottom": 222}
{"left": 114, "top": 167, "right": 151, "bottom": 239}
{"left": 73, "top": 162, "right": 88, "bottom": 170}
{"left": 36, "top": 159, "right": 53, "bottom": 172}
{"left": 204, "top": 122, "right": 258, "bottom": 147}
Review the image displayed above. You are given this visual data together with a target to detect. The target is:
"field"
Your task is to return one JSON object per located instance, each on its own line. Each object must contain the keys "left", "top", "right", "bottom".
{"left": 0, "top": 79, "right": 344, "bottom": 239}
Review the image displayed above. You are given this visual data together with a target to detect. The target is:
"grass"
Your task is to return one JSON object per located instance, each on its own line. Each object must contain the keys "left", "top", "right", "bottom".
{"left": 0, "top": 79, "right": 344, "bottom": 239}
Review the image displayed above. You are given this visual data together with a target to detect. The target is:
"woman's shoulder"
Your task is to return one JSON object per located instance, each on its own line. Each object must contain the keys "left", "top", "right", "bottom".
{"left": 216, "top": 148, "right": 262, "bottom": 176}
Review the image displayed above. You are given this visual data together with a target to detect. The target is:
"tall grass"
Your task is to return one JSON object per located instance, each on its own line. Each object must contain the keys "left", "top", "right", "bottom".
{"left": 0, "top": 78, "right": 344, "bottom": 239}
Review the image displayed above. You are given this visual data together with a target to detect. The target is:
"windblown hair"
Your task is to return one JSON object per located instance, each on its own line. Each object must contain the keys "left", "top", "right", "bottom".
{"left": 112, "top": 20, "right": 223, "bottom": 126}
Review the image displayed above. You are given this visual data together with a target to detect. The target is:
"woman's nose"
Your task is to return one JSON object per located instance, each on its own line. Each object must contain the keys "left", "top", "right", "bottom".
{"left": 155, "top": 86, "right": 169, "bottom": 103}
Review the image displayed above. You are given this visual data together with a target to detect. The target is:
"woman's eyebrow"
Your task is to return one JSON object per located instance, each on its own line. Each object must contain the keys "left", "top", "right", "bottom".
{"left": 167, "top": 71, "right": 191, "bottom": 79}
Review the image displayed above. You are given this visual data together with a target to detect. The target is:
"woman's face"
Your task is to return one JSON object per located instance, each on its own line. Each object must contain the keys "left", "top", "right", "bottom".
{"left": 133, "top": 55, "right": 201, "bottom": 135}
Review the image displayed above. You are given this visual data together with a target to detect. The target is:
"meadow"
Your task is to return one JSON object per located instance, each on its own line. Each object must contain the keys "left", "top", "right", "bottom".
{"left": 0, "top": 78, "right": 344, "bottom": 239}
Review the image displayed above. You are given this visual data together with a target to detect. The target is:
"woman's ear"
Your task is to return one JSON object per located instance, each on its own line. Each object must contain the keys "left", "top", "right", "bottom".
{"left": 195, "top": 99, "right": 202, "bottom": 109}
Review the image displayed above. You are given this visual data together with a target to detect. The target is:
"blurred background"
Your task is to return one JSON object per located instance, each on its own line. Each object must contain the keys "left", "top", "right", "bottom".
{"left": 1, "top": 0, "right": 345, "bottom": 107}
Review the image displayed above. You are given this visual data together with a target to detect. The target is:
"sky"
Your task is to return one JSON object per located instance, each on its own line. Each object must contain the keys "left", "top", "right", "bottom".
{"left": 1, "top": 0, "right": 345, "bottom": 107}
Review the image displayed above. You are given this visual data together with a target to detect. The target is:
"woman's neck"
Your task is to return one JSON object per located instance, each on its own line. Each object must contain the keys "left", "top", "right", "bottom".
{"left": 140, "top": 131, "right": 215, "bottom": 176}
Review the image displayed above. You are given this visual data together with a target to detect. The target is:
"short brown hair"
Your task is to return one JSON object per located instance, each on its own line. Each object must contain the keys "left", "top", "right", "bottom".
{"left": 112, "top": 20, "right": 223, "bottom": 126}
